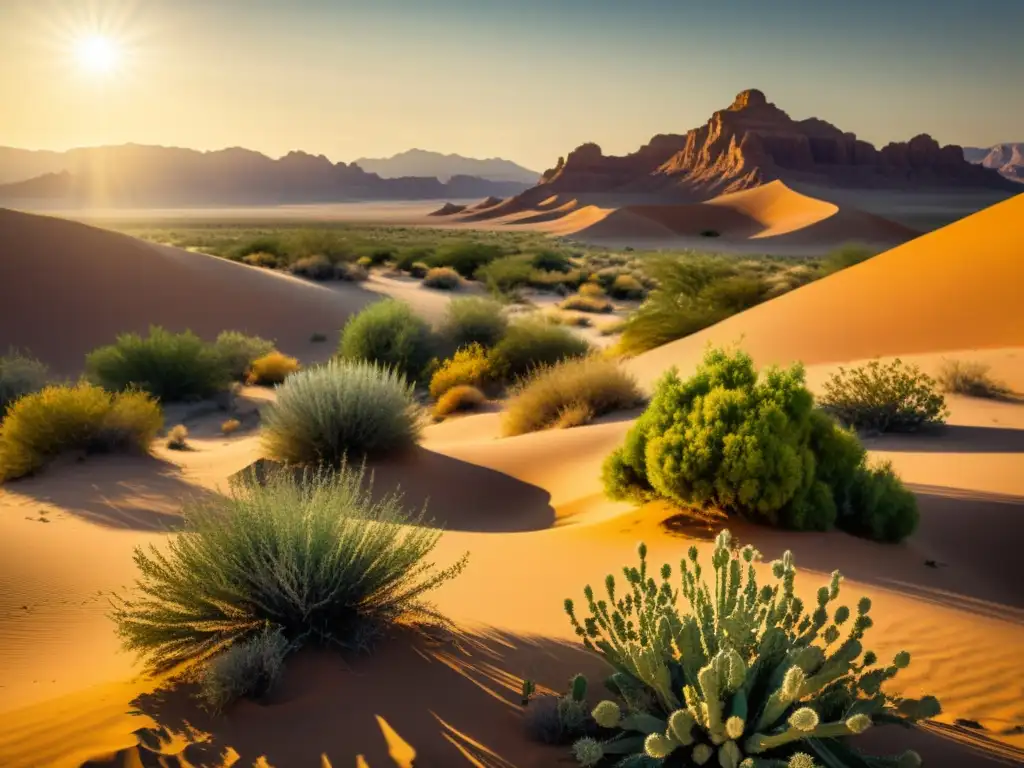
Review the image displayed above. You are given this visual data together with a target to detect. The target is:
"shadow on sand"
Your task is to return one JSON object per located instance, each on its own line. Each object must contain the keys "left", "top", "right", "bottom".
{"left": 86, "top": 626, "right": 1024, "bottom": 768}
{"left": 863, "top": 424, "right": 1024, "bottom": 454}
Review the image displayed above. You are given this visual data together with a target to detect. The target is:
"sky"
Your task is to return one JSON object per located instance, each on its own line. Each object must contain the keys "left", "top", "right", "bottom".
{"left": 1, "top": 0, "right": 1022, "bottom": 171}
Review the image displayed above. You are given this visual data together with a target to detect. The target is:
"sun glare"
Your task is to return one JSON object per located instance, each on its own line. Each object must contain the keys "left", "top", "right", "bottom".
{"left": 74, "top": 35, "right": 120, "bottom": 75}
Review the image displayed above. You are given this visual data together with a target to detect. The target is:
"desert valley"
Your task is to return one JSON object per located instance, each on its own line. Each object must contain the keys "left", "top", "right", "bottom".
{"left": 1, "top": 3, "right": 1023, "bottom": 767}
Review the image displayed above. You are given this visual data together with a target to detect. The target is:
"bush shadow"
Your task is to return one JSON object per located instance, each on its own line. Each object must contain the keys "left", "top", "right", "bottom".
{"left": 5, "top": 454, "right": 215, "bottom": 531}
{"left": 862, "top": 424, "right": 1024, "bottom": 454}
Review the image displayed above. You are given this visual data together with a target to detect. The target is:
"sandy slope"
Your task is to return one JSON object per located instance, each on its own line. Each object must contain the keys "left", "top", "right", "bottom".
{"left": 1, "top": 200, "right": 1023, "bottom": 767}
{"left": 0, "top": 208, "right": 374, "bottom": 374}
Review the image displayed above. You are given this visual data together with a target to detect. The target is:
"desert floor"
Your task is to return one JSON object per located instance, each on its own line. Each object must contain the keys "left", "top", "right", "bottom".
{"left": 0, "top": 193, "right": 1022, "bottom": 767}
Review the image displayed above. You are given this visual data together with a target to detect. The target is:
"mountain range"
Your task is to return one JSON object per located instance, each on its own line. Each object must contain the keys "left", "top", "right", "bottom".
{"left": 962, "top": 143, "right": 1024, "bottom": 182}
{"left": 524, "top": 89, "right": 1016, "bottom": 201}
{"left": 353, "top": 149, "right": 538, "bottom": 184}
{"left": 0, "top": 145, "right": 530, "bottom": 207}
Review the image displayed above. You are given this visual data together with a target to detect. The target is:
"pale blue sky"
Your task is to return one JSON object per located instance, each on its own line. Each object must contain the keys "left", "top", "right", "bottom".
{"left": 2, "top": 0, "right": 1021, "bottom": 169}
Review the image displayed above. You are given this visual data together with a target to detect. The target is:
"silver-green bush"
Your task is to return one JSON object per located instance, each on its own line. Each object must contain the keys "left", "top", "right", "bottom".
{"left": 262, "top": 359, "right": 421, "bottom": 464}
{"left": 212, "top": 331, "right": 276, "bottom": 381}
{"left": 199, "top": 627, "right": 289, "bottom": 713}
{"left": 110, "top": 465, "right": 468, "bottom": 674}
{"left": 0, "top": 351, "right": 49, "bottom": 413}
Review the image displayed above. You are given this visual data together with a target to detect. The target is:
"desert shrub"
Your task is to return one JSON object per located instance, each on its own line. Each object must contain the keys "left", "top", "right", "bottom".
{"left": 503, "top": 357, "right": 643, "bottom": 436}
{"left": 477, "top": 255, "right": 534, "bottom": 294}
{"left": 845, "top": 461, "right": 920, "bottom": 543}
{"left": 433, "top": 385, "right": 486, "bottom": 419}
{"left": 429, "top": 344, "right": 492, "bottom": 399}
{"left": 356, "top": 256, "right": 373, "bottom": 268}
{"left": 166, "top": 424, "right": 189, "bottom": 450}
{"left": 232, "top": 236, "right": 287, "bottom": 261}
{"left": 618, "top": 257, "right": 770, "bottom": 356}
{"left": 221, "top": 418, "right": 241, "bottom": 435}
{"left": 290, "top": 254, "right": 335, "bottom": 281}
{"left": 547, "top": 312, "right": 591, "bottom": 328}
{"left": 440, "top": 297, "right": 508, "bottom": 350}
{"left": 560, "top": 294, "right": 613, "bottom": 314}
{"left": 396, "top": 246, "right": 434, "bottom": 272}
{"left": 199, "top": 627, "right": 289, "bottom": 713}
{"left": 599, "top": 319, "right": 626, "bottom": 336}
{"left": 523, "top": 676, "right": 594, "bottom": 745}
{"left": 608, "top": 274, "right": 645, "bottom": 300}
{"left": 338, "top": 299, "right": 436, "bottom": 384}
{"left": 423, "top": 267, "right": 461, "bottom": 290}
{"left": 578, "top": 282, "right": 605, "bottom": 298}
{"left": 547, "top": 530, "right": 939, "bottom": 766}
{"left": 603, "top": 347, "right": 918, "bottom": 541}
{"left": 822, "top": 244, "right": 875, "bottom": 275}
{"left": 110, "top": 465, "right": 468, "bottom": 676}
{"left": 212, "top": 331, "right": 276, "bottom": 381}
{"left": 488, "top": 320, "right": 591, "bottom": 382}
{"left": 819, "top": 359, "right": 948, "bottom": 433}
{"left": 336, "top": 262, "right": 370, "bottom": 282}
{"left": 241, "top": 251, "right": 280, "bottom": 269}
{"left": 86, "top": 327, "right": 231, "bottom": 402}
{"left": 431, "top": 242, "right": 503, "bottom": 277}
{"left": 0, "top": 351, "right": 49, "bottom": 414}
{"left": 937, "top": 359, "right": 1012, "bottom": 399}
{"left": 248, "top": 352, "right": 301, "bottom": 386}
{"left": 530, "top": 250, "right": 572, "bottom": 273}
{"left": 528, "top": 268, "right": 585, "bottom": 293}
{"left": 262, "top": 359, "right": 420, "bottom": 464}
{"left": 0, "top": 383, "right": 162, "bottom": 481}
{"left": 409, "top": 261, "right": 430, "bottom": 278}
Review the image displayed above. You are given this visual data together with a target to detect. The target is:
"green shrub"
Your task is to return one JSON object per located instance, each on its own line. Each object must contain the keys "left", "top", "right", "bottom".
{"left": 0, "top": 383, "right": 163, "bottom": 481}
{"left": 423, "top": 267, "right": 461, "bottom": 290}
{"left": 608, "top": 274, "right": 645, "bottom": 300}
{"left": 560, "top": 294, "right": 613, "bottom": 314}
{"left": 409, "top": 261, "right": 430, "bottom": 278}
{"left": 433, "top": 385, "right": 486, "bottom": 420}
{"left": 548, "top": 530, "right": 939, "bottom": 767}
{"left": 822, "top": 244, "right": 876, "bottom": 275}
{"left": 396, "top": 246, "right": 434, "bottom": 272}
{"left": 290, "top": 254, "right": 335, "bottom": 281}
{"left": 212, "top": 331, "right": 276, "bottom": 381}
{"left": 0, "top": 351, "right": 49, "bottom": 414}
{"left": 530, "top": 250, "right": 572, "bottom": 273}
{"left": 262, "top": 359, "right": 421, "bottom": 464}
{"left": 528, "top": 268, "right": 584, "bottom": 293}
{"left": 937, "top": 359, "right": 1012, "bottom": 399}
{"left": 819, "top": 359, "right": 948, "bottom": 433}
{"left": 338, "top": 299, "right": 436, "bottom": 384}
{"left": 477, "top": 255, "right": 535, "bottom": 294}
{"left": 604, "top": 347, "right": 918, "bottom": 541}
{"left": 431, "top": 242, "right": 503, "bottom": 277}
{"left": 430, "top": 344, "right": 493, "bottom": 399}
{"left": 440, "top": 297, "right": 508, "bottom": 350}
{"left": 241, "top": 251, "right": 280, "bottom": 269}
{"left": 363, "top": 247, "right": 394, "bottom": 266}
{"left": 488, "top": 320, "right": 591, "bottom": 382}
{"left": 86, "top": 327, "right": 231, "bottom": 402}
{"left": 503, "top": 357, "right": 643, "bottom": 436}
{"left": 247, "top": 352, "right": 301, "bottom": 385}
{"left": 547, "top": 311, "right": 592, "bottom": 328}
{"left": 199, "top": 627, "right": 288, "bottom": 713}
{"left": 110, "top": 465, "right": 468, "bottom": 677}
{"left": 337, "top": 262, "right": 370, "bottom": 282}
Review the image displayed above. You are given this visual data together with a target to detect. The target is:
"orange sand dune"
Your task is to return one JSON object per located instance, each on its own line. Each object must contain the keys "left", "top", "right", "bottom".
{"left": 0, "top": 208, "right": 371, "bottom": 374}
{"left": 629, "top": 192, "right": 1024, "bottom": 386}
{"left": 428, "top": 201, "right": 467, "bottom": 216}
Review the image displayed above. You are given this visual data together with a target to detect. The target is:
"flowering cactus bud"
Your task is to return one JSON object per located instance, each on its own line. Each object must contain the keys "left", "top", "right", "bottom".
{"left": 897, "top": 750, "right": 923, "bottom": 768}
{"left": 572, "top": 737, "right": 604, "bottom": 767}
{"left": 644, "top": 733, "right": 675, "bottom": 759}
{"left": 789, "top": 707, "right": 820, "bottom": 732}
{"left": 591, "top": 700, "right": 621, "bottom": 728}
{"left": 788, "top": 754, "right": 816, "bottom": 768}
{"left": 893, "top": 651, "right": 911, "bottom": 669}
{"left": 693, "top": 743, "right": 714, "bottom": 765}
{"left": 846, "top": 714, "right": 872, "bottom": 734}
{"left": 725, "top": 715, "right": 745, "bottom": 740}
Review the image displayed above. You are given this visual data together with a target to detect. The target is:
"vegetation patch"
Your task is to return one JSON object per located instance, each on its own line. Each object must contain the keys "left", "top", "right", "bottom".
{"left": 212, "top": 331, "right": 276, "bottom": 382}
{"left": 290, "top": 254, "right": 336, "bottom": 281}
{"left": 439, "top": 297, "right": 508, "bottom": 351}
{"left": 262, "top": 359, "right": 421, "bottom": 464}
{"left": 429, "top": 344, "right": 493, "bottom": 400}
{"left": 537, "top": 530, "right": 940, "bottom": 766}
{"left": 604, "top": 347, "right": 919, "bottom": 542}
{"left": 0, "top": 383, "right": 163, "bottom": 481}
{"left": 0, "top": 350, "right": 49, "bottom": 414}
{"left": 247, "top": 352, "right": 301, "bottom": 386}
{"left": 488, "top": 319, "right": 591, "bottom": 383}
{"left": 338, "top": 299, "right": 436, "bottom": 384}
{"left": 560, "top": 293, "right": 614, "bottom": 314}
{"left": 111, "top": 466, "right": 468, "bottom": 710}
{"left": 433, "top": 385, "right": 487, "bottom": 420}
{"left": 166, "top": 424, "right": 189, "bottom": 450}
{"left": 937, "top": 359, "right": 1013, "bottom": 400}
{"left": 503, "top": 357, "right": 643, "bottom": 436}
{"left": 819, "top": 359, "right": 948, "bottom": 433}
{"left": 422, "top": 267, "right": 462, "bottom": 290}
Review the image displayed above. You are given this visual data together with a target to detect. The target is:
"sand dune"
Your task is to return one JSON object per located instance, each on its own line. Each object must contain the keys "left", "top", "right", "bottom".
{"left": 428, "top": 202, "right": 467, "bottom": 216}
{"left": 0, "top": 208, "right": 371, "bottom": 374}
{"left": 630, "top": 192, "right": 1024, "bottom": 386}
{"left": 1, "top": 199, "right": 1023, "bottom": 766}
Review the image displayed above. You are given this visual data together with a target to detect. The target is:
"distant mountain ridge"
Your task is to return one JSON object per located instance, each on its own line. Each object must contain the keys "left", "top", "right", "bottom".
{"left": 962, "top": 143, "right": 1024, "bottom": 183}
{"left": 0, "top": 144, "right": 530, "bottom": 206}
{"left": 354, "top": 148, "right": 538, "bottom": 184}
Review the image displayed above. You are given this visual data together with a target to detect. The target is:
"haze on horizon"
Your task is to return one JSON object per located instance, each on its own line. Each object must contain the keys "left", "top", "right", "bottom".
{"left": 2, "top": 0, "right": 1022, "bottom": 172}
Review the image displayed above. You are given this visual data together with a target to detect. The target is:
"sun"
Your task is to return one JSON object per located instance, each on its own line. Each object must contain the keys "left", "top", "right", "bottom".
{"left": 74, "top": 35, "right": 120, "bottom": 75}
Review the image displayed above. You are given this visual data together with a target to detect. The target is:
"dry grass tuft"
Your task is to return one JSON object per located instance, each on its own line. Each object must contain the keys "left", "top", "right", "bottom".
{"left": 433, "top": 385, "right": 487, "bottom": 420}
{"left": 423, "top": 267, "right": 461, "bottom": 290}
{"left": 560, "top": 293, "right": 613, "bottom": 314}
{"left": 221, "top": 418, "right": 242, "bottom": 435}
{"left": 248, "top": 352, "right": 301, "bottom": 386}
{"left": 429, "top": 344, "right": 492, "bottom": 399}
{"left": 937, "top": 359, "right": 1014, "bottom": 400}
{"left": 166, "top": 424, "right": 189, "bottom": 450}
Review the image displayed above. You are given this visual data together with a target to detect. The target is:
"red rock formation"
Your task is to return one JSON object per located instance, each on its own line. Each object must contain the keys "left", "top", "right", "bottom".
{"left": 532, "top": 89, "right": 1016, "bottom": 198}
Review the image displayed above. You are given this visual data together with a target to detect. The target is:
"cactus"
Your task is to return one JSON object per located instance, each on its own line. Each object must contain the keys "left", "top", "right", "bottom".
{"left": 561, "top": 530, "right": 938, "bottom": 766}
{"left": 521, "top": 678, "right": 535, "bottom": 706}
